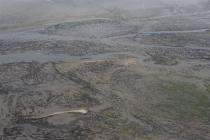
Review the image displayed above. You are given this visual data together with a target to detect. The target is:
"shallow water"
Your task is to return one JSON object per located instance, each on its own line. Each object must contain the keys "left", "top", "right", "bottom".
{"left": 0, "top": 51, "right": 126, "bottom": 64}
{"left": 138, "top": 29, "right": 209, "bottom": 35}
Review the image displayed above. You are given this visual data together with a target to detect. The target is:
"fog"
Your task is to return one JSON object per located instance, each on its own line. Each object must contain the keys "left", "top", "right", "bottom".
{"left": 0, "top": 0, "right": 209, "bottom": 29}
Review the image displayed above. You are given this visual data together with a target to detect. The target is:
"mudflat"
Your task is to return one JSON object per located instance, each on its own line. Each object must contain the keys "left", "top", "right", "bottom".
{"left": 0, "top": 1, "right": 210, "bottom": 140}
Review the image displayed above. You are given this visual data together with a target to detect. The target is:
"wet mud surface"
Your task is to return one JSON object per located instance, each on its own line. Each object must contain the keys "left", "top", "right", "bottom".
{"left": 0, "top": 12, "right": 210, "bottom": 140}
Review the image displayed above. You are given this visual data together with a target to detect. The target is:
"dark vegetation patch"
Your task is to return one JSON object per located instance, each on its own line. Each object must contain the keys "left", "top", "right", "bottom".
{"left": 145, "top": 47, "right": 210, "bottom": 60}
{"left": 149, "top": 55, "right": 178, "bottom": 65}
{"left": 135, "top": 32, "right": 210, "bottom": 48}
{"left": 156, "top": 80, "right": 210, "bottom": 122}
{"left": 40, "top": 19, "right": 115, "bottom": 35}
